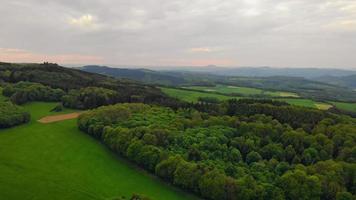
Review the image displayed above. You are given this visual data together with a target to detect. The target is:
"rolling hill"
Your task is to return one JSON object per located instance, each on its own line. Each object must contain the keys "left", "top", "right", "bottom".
{"left": 80, "top": 65, "right": 185, "bottom": 86}
{"left": 315, "top": 75, "right": 356, "bottom": 89}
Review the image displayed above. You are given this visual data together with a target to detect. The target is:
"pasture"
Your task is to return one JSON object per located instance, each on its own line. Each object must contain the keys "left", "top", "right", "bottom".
{"left": 0, "top": 102, "right": 197, "bottom": 200}
{"left": 162, "top": 87, "right": 331, "bottom": 110}
{"left": 331, "top": 102, "right": 356, "bottom": 113}
{"left": 185, "top": 84, "right": 299, "bottom": 97}
{"left": 160, "top": 87, "right": 235, "bottom": 102}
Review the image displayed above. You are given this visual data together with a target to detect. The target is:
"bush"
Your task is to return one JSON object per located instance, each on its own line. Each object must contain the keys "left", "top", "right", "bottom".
{"left": 0, "top": 102, "right": 30, "bottom": 128}
{"left": 51, "top": 104, "right": 64, "bottom": 112}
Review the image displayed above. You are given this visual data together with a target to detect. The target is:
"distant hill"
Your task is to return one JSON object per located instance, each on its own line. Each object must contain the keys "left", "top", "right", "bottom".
{"left": 80, "top": 65, "right": 185, "bottom": 85}
{"left": 77, "top": 65, "right": 356, "bottom": 102}
{"left": 222, "top": 76, "right": 356, "bottom": 102}
{"left": 0, "top": 62, "right": 167, "bottom": 102}
{"left": 172, "top": 66, "right": 356, "bottom": 79}
{"left": 315, "top": 75, "right": 356, "bottom": 89}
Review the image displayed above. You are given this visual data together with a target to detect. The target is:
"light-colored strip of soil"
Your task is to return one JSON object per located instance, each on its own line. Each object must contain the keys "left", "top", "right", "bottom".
{"left": 38, "top": 113, "right": 81, "bottom": 123}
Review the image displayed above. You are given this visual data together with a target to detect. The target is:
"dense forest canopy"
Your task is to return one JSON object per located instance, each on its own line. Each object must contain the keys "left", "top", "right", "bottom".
{"left": 62, "top": 87, "right": 121, "bottom": 109}
{"left": 0, "top": 62, "right": 177, "bottom": 107}
{"left": 78, "top": 102, "right": 356, "bottom": 200}
{"left": 2, "top": 81, "right": 65, "bottom": 104}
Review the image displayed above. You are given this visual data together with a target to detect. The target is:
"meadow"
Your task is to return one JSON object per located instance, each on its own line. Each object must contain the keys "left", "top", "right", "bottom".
{"left": 330, "top": 101, "right": 356, "bottom": 113}
{"left": 161, "top": 87, "right": 331, "bottom": 110}
{"left": 160, "top": 87, "right": 235, "bottom": 102}
{"left": 185, "top": 84, "right": 299, "bottom": 97}
{"left": 0, "top": 102, "right": 197, "bottom": 200}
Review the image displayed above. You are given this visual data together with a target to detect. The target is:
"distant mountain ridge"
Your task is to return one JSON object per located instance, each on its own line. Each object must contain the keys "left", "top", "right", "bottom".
{"left": 78, "top": 65, "right": 356, "bottom": 102}
{"left": 315, "top": 75, "right": 356, "bottom": 89}
{"left": 169, "top": 66, "right": 356, "bottom": 79}
{"left": 80, "top": 65, "right": 185, "bottom": 85}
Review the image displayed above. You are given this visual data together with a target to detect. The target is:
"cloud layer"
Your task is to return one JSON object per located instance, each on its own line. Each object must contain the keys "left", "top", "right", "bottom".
{"left": 0, "top": 0, "right": 355, "bottom": 68}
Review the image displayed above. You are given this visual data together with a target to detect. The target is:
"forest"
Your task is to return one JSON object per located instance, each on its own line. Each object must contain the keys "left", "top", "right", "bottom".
{"left": 78, "top": 102, "right": 355, "bottom": 200}
{"left": 2, "top": 81, "right": 65, "bottom": 104}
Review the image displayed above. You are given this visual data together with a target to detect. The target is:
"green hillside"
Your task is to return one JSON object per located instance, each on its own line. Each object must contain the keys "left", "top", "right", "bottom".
{"left": 185, "top": 84, "right": 299, "bottom": 97}
{"left": 0, "top": 102, "right": 197, "bottom": 200}
{"left": 160, "top": 87, "right": 235, "bottom": 102}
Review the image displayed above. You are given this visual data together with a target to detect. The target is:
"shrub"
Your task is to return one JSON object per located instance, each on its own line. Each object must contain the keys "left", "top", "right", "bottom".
{"left": 0, "top": 102, "right": 30, "bottom": 128}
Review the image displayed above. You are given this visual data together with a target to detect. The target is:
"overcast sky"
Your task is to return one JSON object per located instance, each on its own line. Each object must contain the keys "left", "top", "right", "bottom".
{"left": 0, "top": 0, "right": 355, "bottom": 68}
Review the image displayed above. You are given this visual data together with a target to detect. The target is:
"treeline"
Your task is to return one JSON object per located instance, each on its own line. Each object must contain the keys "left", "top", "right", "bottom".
{"left": 78, "top": 103, "right": 356, "bottom": 200}
{"left": 0, "top": 62, "right": 170, "bottom": 105}
{"left": 224, "top": 99, "right": 328, "bottom": 130}
{"left": 2, "top": 81, "right": 65, "bottom": 104}
{"left": 0, "top": 102, "right": 30, "bottom": 128}
{"left": 62, "top": 87, "right": 121, "bottom": 109}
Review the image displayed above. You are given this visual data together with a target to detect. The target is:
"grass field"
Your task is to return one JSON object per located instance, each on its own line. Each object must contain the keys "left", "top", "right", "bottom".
{"left": 185, "top": 85, "right": 299, "bottom": 97}
{"left": 330, "top": 102, "right": 356, "bottom": 113}
{"left": 0, "top": 102, "right": 197, "bottom": 200}
{"left": 161, "top": 87, "right": 235, "bottom": 102}
{"left": 162, "top": 87, "right": 332, "bottom": 110}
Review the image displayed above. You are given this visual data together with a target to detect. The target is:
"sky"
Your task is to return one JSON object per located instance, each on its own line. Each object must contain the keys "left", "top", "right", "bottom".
{"left": 0, "top": 0, "right": 355, "bottom": 68}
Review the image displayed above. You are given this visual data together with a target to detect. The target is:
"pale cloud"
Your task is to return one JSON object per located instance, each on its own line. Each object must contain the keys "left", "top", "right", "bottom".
{"left": 69, "top": 14, "right": 97, "bottom": 28}
{"left": 157, "top": 58, "right": 236, "bottom": 66}
{"left": 0, "top": 0, "right": 355, "bottom": 68}
{"left": 242, "top": 8, "right": 262, "bottom": 17}
{"left": 325, "top": 20, "right": 356, "bottom": 31}
{"left": 0, "top": 48, "right": 103, "bottom": 64}
{"left": 189, "top": 48, "right": 213, "bottom": 53}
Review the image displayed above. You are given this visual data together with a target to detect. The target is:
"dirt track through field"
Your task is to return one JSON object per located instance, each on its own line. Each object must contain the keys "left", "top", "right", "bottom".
{"left": 38, "top": 113, "right": 81, "bottom": 123}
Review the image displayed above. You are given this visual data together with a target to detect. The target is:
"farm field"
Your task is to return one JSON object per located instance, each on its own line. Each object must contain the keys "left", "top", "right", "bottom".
{"left": 330, "top": 101, "right": 356, "bottom": 112}
{"left": 160, "top": 87, "right": 236, "bottom": 102}
{"left": 185, "top": 84, "right": 299, "bottom": 97}
{"left": 278, "top": 98, "right": 332, "bottom": 110}
{"left": 0, "top": 102, "right": 197, "bottom": 200}
{"left": 162, "top": 87, "right": 332, "bottom": 110}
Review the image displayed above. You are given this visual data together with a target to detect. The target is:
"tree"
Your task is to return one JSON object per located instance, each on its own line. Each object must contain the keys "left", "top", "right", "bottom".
{"left": 155, "top": 156, "right": 183, "bottom": 181}
{"left": 246, "top": 151, "right": 262, "bottom": 164}
{"left": 279, "top": 170, "right": 322, "bottom": 200}
{"left": 199, "top": 170, "right": 227, "bottom": 200}
{"left": 302, "top": 148, "right": 320, "bottom": 165}
{"left": 336, "top": 192, "right": 354, "bottom": 200}
{"left": 173, "top": 160, "right": 202, "bottom": 193}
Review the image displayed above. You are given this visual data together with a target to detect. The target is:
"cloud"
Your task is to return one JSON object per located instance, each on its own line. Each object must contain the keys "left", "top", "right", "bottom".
{"left": 325, "top": 20, "right": 356, "bottom": 32}
{"left": 0, "top": 0, "right": 355, "bottom": 68}
{"left": 157, "top": 58, "right": 236, "bottom": 66}
{"left": 189, "top": 47, "right": 214, "bottom": 53}
{"left": 0, "top": 48, "right": 104, "bottom": 64}
{"left": 69, "top": 14, "right": 97, "bottom": 29}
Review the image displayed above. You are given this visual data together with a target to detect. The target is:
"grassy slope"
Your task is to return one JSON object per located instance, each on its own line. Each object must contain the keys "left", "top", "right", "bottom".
{"left": 0, "top": 102, "right": 197, "bottom": 200}
{"left": 330, "top": 102, "right": 356, "bottom": 112}
{"left": 185, "top": 85, "right": 299, "bottom": 97}
{"left": 161, "top": 87, "right": 235, "bottom": 102}
{"left": 161, "top": 87, "right": 332, "bottom": 110}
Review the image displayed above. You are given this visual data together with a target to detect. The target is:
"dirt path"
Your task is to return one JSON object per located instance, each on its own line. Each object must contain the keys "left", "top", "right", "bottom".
{"left": 38, "top": 112, "right": 81, "bottom": 123}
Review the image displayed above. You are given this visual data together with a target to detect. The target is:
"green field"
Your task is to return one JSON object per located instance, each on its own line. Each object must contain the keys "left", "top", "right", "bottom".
{"left": 0, "top": 102, "right": 197, "bottom": 200}
{"left": 162, "top": 87, "right": 333, "bottom": 110}
{"left": 160, "top": 87, "right": 235, "bottom": 102}
{"left": 330, "top": 102, "right": 356, "bottom": 113}
{"left": 280, "top": 99, "right": 331, "bottom": 110}
{"left": 185, "top": 85, "right": 299, "bottom": 97}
